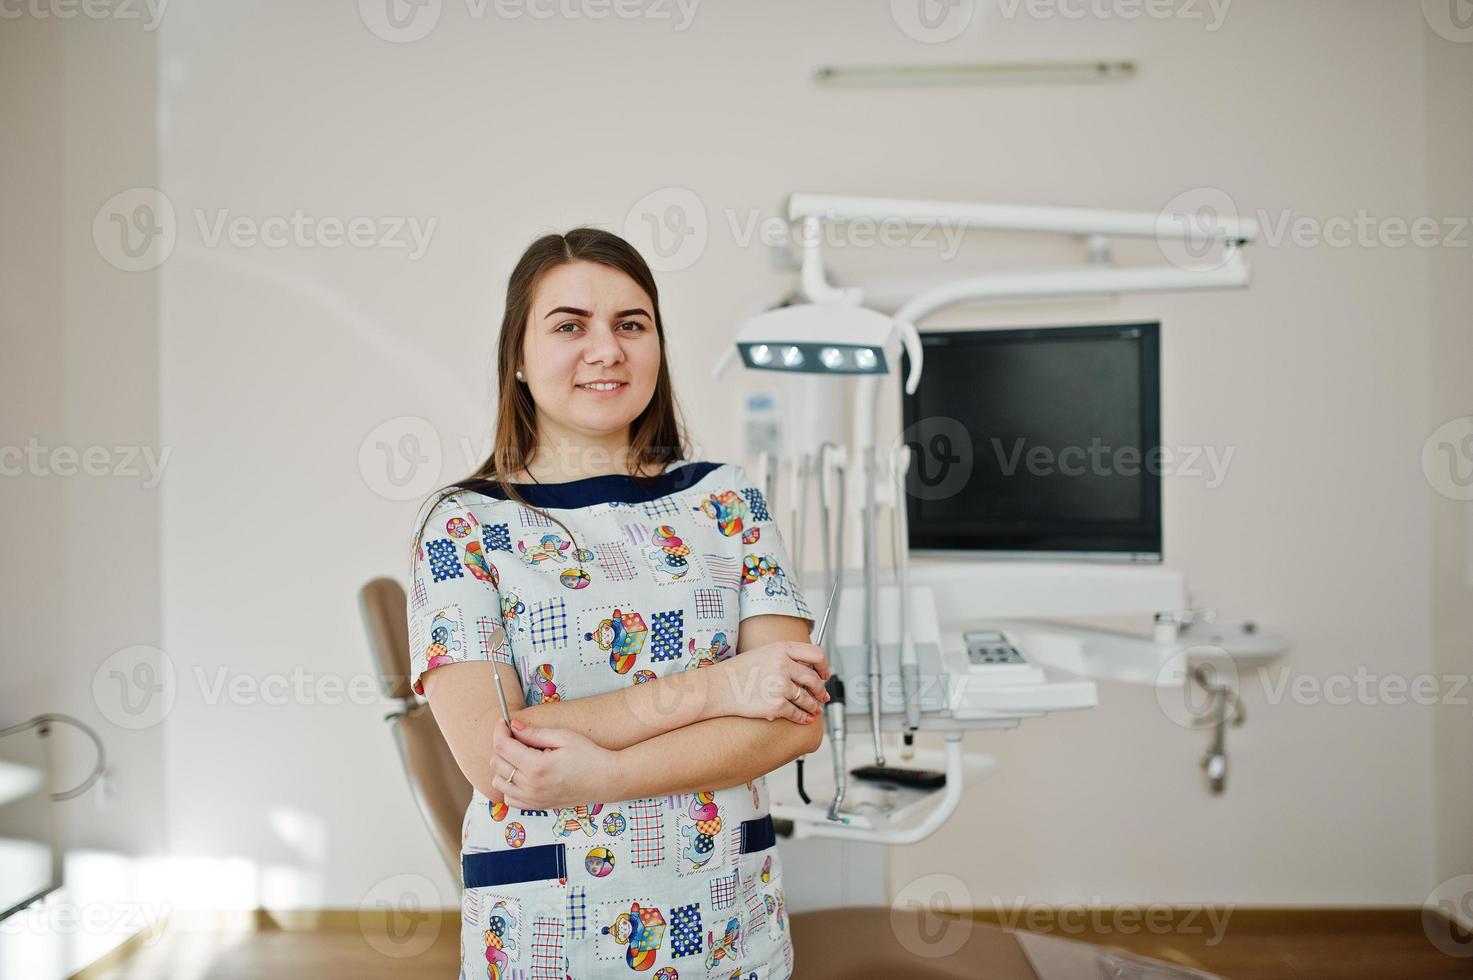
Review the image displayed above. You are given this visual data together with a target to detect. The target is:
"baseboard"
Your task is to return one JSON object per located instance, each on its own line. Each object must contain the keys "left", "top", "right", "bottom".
{"left": 71, "top": 904, "right": 1468, "bottom": 978}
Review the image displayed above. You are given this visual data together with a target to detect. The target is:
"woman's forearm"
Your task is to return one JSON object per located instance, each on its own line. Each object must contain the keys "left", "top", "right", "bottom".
{"left": 511, "top": 664, "right": 724, "bottom": 752}
{"left": 607, "top": 713, "right": 823, "bottom": 800}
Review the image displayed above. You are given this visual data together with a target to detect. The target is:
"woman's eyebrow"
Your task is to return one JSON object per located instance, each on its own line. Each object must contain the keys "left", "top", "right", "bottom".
{"left": 543, "top": 306, "right": 651, "bottom": 319}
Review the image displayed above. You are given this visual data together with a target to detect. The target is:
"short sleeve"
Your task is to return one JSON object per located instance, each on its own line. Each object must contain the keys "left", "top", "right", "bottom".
{"left": 730, "top": 464, "right": 815, "bottom": 631}
{"left": 405, "top": 493, "right": 510, "bottom": 698}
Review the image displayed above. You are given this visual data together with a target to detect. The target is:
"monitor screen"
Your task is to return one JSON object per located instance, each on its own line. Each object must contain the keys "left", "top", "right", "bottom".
{"left": 900, "top": 322, "right": 1162, "bottom": 560}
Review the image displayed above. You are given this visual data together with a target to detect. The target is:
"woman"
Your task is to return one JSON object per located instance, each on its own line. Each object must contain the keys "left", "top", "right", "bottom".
{"left": 406, "top": 227, "right": 832, "bottom": 979}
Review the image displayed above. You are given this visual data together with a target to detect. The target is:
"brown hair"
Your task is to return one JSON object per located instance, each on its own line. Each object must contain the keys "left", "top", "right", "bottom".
{"left": 408, "top": 227, "right": 691, "bottom": 569}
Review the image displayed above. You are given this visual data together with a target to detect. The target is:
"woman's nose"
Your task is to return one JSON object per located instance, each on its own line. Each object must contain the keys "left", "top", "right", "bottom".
{"left": 584, "top": 325, "right": 624, "bottom": 363}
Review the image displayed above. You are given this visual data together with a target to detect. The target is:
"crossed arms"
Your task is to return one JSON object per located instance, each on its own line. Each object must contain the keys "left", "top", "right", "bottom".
{"left": 422, "top": 612, "right": 823, "bottom": 806}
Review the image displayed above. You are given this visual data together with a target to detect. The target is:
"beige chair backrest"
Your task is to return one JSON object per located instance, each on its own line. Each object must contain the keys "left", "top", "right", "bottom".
{"left": 358, "top": 576, "right": 472, "bottom": 881}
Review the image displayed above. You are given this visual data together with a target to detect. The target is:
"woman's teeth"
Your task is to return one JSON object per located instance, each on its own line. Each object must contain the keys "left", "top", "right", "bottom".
{"left": 578, "top": 382, "right": 625, "bottom": 391}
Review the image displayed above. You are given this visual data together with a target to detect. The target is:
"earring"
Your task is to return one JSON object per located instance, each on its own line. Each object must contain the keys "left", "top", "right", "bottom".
{"left": 515, "top": 370, "right": 525, "bottom": 381}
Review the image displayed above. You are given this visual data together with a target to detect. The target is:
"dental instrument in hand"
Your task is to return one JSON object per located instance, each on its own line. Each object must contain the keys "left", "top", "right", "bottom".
{"left": 795, "top": 546, "right": 841, "bottom": 806}
{"left": 486, "top": 624, "right": 515, "bottom": 729}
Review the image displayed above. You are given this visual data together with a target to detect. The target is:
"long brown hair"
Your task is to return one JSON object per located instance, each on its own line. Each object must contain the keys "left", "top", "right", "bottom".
{"left": 409, "top": 227, "right": 691, "bottom": 567}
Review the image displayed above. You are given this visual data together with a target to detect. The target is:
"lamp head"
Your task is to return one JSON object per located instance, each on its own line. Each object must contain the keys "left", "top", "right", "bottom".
{"left": 732, "top": 303, "right": 895, "bottom": 376}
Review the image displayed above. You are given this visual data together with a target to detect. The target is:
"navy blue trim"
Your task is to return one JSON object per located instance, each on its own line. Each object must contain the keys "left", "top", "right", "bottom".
{"left": 739, "top": 815, "right": 776, "bottom": 854}
{"left": 452, "top": 460, "right": 724, "bottom": 509}
{"left": 462, "top": 842, "right": 567, "bottom": 888}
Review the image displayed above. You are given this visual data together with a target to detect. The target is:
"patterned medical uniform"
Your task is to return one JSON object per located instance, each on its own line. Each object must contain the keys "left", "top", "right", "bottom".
{"left": 406, "top": 461, "right": 813, "bottom": 980}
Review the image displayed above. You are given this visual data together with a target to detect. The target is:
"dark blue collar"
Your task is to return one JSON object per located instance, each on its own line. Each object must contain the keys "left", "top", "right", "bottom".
{"left": 452, "top": 460, "right": 723, "bottom": 509}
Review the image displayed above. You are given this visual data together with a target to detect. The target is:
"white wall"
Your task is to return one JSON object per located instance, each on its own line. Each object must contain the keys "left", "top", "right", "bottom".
{"left": 1, "top": 12, "right": 167, "bottom": 979}
{"left": 1426, "top": 15, "right": 1473, "bottom": 899}
{"left": 6, "top": 0, "right": 1465, "bottom": 936}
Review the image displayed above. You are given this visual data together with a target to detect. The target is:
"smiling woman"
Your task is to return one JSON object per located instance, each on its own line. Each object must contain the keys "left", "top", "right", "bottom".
{"left": 404, "top": 228, "right": 825, "bottom": 980}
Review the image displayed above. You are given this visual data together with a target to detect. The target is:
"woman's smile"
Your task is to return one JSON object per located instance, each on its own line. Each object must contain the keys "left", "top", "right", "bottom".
{"left": 575, "top": 380, "right": 628, "bottom": 394}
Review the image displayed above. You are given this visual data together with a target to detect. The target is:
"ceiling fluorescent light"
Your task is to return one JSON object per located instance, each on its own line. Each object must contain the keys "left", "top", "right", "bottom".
{"left": 813, "top": 61, "right": 1136, "bottom": 88}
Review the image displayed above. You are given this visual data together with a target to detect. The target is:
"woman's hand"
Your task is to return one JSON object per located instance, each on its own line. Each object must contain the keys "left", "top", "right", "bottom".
{"left": 709, "top": 640, "right": 831, "bottom": 725}
{"left": 489, "top": 718, "right": 617, "bottom": 810}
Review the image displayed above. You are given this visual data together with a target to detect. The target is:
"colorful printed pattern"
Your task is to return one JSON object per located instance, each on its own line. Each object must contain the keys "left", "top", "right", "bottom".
{"left": 649, "top": 609, "right": 684, "bottom": 662}
{"left": 694, "top": 588, "right": 724, "bottom": 620}
{"left": 406, "top": 464, "right": 803, "bottom": 978}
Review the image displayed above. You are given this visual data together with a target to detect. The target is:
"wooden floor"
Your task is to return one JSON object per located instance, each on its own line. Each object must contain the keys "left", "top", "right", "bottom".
{"left": 84, "top": 908, "right": 1473, "bottom": 980}
{"left": 966, "top": 908, "right": 1473, "bottom": 980}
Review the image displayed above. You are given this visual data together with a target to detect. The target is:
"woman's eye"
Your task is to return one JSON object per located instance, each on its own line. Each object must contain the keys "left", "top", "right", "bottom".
{"left": 556, "top": 321, "right": 581, "bottom": 333}
{"left": 619, "top": 321, "right": 646, "bottom": 332}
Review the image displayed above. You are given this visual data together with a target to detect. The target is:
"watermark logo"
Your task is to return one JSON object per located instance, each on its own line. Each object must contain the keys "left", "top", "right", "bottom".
{"left": 1425, "top": 875, "right": 1473, "bottom": 957}
{"left": 0, "top": 897, "right": 172, "bottom": 944}
{"left": 1422, "top": 415, "right": 1473, "bottom": 501}
{"left": 93, "top": 645, "right": 177, "bottom": 730}
{"left": 623, "top": 187, "right": 709, "bottom": 273}
{"left": 1259, "top": 666, "right": 1470, "bottom": 709}
{"left": 92, "top": 188, "right": 437, "bottom": 270}
{"left": 1159, "top": 185, "right": 1473, "bottom": 270}
{"left": 0, "top": 438, "right": 170, "bottom": 487}
{"left": 996, "top": 0, "right": 1232, "bottom": 32}
{"left": 992, "top": 436, "right": 1234, "bottom": 489}
{"left": 891, "top": 872, "right": 974, "bottom": 958}
{"left": 899, "top": 417, "right": 975, "bottom": 502}
{"left": 890, "top": 0, "right": 974, "bottom": 43}
{"left": 989, "top": 896, "right": 1234, "bottom": 945}
{"left": 0, "top": 0, "right": 169, "bottom": 29}
{"left": 1156, "top": 186, "right": 1241, "bottom": 271}
{"left": 360, "top": 416, "right": 444, "bottom": 502}
{"left": 359, "top": 0, "right": 443, "bottom": 43}
{"left": 93, "top": 187, "right": 176, "bottom": 273}
{"left": 359, "top": 873, "right": 443, "bottom": 958}
{"left": 1154, "top": 646, "right": 1239, "bottom": 730}
{"left": 359, "top": 0, "right": 699, "bottom": 42}
{"left": 1423, "top": 0, "right": 1473, "bottom": 43}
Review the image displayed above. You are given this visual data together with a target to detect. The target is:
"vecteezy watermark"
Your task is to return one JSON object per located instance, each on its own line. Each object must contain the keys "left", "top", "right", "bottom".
{"left": 622, "top": 187, "right": 709, "bottom": 274}
{"left": 890, "top": 873, "right": 975, "bottom": 959}
{"left": 1258, "top": 666, "right": 1473, "bottom": 709}
{"left": 1422, "top": 415, "right": 1473, "bottom": 502}
{"left": 0, "top": 897, "right": 172, "bottom": 943}
{"left": 0, "top": 438, "right": 170, "bottom": 487}
{"left": 996, "top": 0, "right": 1232, "bottom": 32}
{"left": 93, "top": 645, "right": 178, "bottom": 731}
{"left": 94, "top": 645, "right": 396, "bottom": 725}
{"left": 1154, "top": 646, "right": 1240, "bottom": 730}
{"left": 1425, "top": 875, "right": 1473, "bottom": 957}
{"left": 357, "top": 0, "right": 700, "bottom": 44}
{"left": 992, "top": 437, "right": 1235, "bottom": 489}
{"left": 988, "top": 896, "right": 1235, "bottom": 945}
{"left": 93, "top": 187, "right": 438, "bottom": 272}
{"left": 359, "top": 873, "right": 444, "bottom": 958}
{"left": 899, "top": 418, "right": 976, "bottom": 503}
{"left": 192, "top": 667, "right": 388, "bottom": 708}
{"left": 890, "top": 0, "right": 974, "bottom": 43}
{"left": 360, "top": 416, "right": 445, "bottom": 503}
{"left": 1423, "top": 0, "right": 1473, "bottom": 43}
{"left": 1156, "top": 186, "right": 1473, "bottom": 270}
{"left": 621, "top": 189, "right": 972, "bottom": 273}
{"left": 0, "top": 0, "right": 168, "bottom": 29}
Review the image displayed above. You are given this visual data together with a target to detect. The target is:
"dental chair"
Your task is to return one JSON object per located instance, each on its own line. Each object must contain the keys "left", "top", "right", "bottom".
{"left": 357, "top": 576, "right": 1214, "bottom": 980}
{"left": 359, "top": 576, "right": 472, "bottom": 879}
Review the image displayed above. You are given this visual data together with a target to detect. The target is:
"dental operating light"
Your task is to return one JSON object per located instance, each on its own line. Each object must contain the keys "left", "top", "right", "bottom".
{"left": 720, "top": 303, "right": 900, "bottom": 377}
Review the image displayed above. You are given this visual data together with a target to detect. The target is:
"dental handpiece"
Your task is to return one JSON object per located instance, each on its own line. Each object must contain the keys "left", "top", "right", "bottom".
{"left": 817, "top": 446, "right": 850, "bottom": 822}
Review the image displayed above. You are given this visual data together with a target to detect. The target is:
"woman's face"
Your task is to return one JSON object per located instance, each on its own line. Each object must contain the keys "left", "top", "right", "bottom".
{"left": 521, "top": 260, "right": 661, "bottom": 446}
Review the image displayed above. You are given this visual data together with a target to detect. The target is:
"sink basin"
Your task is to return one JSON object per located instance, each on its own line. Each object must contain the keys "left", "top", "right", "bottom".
{"left": 1178, "top": 619, "right": 1290, "bottom": 671}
